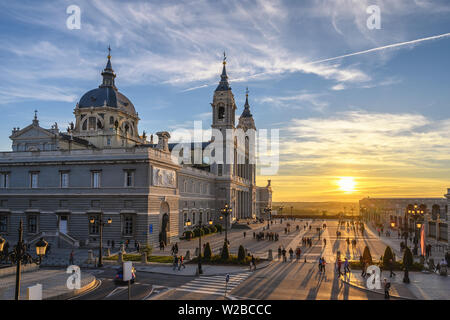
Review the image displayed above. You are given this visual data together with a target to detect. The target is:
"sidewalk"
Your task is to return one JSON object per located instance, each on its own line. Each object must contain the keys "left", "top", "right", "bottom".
{"left": 0, "top": 268, "right": 96, "bottom": 300}
{"left": 134, "top": 260, "right": 272, "bottom": 276}
{"left": 341, "top": 269, "right": 449, "bottom": 300}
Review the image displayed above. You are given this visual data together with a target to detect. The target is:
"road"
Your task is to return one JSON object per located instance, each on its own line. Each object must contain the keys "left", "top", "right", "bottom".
{"left": 71, "top": 219, "right": 397, "bottom": 300}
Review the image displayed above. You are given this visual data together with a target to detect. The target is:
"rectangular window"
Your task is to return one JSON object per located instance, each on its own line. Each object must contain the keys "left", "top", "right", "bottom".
{"left": 60, "top": 172, "right": 69, "bottom": 188}
{"left": 123, "top": 216, "right": 133, "bottom": 235}
{"left": 89, "top": 216, "right": 99, "bottom": 235}
{"left": 88, "top": 117, "right": 96, "bottom": 130}
{"left": 0, "top": 215, "right": 7, "bottom": 232}
{"left": 0, "top": 173, "right": 9, "bottom": 188}
{"left": 30, "top": 172, "right": 39, "bottom": 188}
{"left": 192, "top": 212, "right": 196, "bottom": 225}
{"left": 218, "top": 164, "right": 223, "bottom": 176}
{"left": 124, "top": 170, "right": 134, "bottom": 187}
{"left": 91, "top": 171, "right": 101, "bottom": 188}
{"left": 28, "top": 215, "right": 38, "bottom": 233}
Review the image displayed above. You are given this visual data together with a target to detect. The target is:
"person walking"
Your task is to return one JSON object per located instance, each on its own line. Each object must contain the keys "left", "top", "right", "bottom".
{"left": 69, "top": 250, "right": 75, "bottom": 265}
{"left": 289, "top": 248, "right": 294, "bottom": 261}
{"left": 388, "top": 259, "right": 396, "bottom": 277}
{"left": 111, "top": 240, "right": 115, "bottom": 249}
{"left": 383, "top": 278, "right": 391, "bottom": 300}
{"left": 173, "top": 255, "right": 179, "bottom": 271}
{"left": 136, "top": 241, "right": 140, "bottom": 253}
{"left": 321, "top": 257, "right": 327, "bottom": 273}
{"left": 318, "top": 257, "right": 323, "bottom": 272}
{"left": 243, "top": 231, "right": 246, "bottom": 238}
{"left": 344, "top": 258, "right": 350, "bottom": 275}
{"left": 251, "top": 255, "right": 256, "bottom": 271}
{"left": 178, "top": 255, "right": 186, "bottom": 270}
{"left": 282, "top": 248, "right": 287, "bottom": 262}
{"left": 278, "top": 246, "right": 282, "bottom": 261}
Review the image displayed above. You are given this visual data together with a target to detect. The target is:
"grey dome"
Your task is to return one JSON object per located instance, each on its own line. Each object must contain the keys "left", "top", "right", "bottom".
{"left": 78, "top": 87, "right": 136, "bottom": 115}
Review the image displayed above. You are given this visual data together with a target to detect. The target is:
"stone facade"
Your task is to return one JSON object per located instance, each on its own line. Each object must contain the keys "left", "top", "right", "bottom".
{"left": 359, "top": 195, "right": 449, "bottom": 249}
{"left": 0, "top": 53, "right": 272, "bottom": 249}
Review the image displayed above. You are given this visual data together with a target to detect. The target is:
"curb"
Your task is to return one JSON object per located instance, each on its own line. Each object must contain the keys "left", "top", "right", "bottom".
{"left": 45, "top": 277, "right": 99, "bottom": 300}
{"left": 339, "top": 276, "right": 415, "bottom": 300}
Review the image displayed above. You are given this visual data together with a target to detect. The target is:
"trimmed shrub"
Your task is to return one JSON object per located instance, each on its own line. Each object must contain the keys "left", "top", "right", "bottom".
{"left": 204, "top": 242, "right": 212, "bottom": 260}
{"left": 237, "top": 245, "right": 246, "bottom": 262}
{"left": 193, "top": 228, "right": 205, "bottom": 238}
{"left": 221, "top": 240, "right": 230, "bottom": 260}
{"left": 203, "top": 227, "right": 210, "bottom": 235}
{"left": 362, "top": 246, "right": 372, "bottom": 265}
{"left": 382, "top": 246, "right": 394, "bottom": 267}
{"left": 215, "top": 224, "right": 223, "bottom": 232}
{"left": 209, "top": 226, "right": 217, "bottom": 233}
{"left": 140, "top": 244, "right": 153, "bottom": 257}
{"left": 183, "top": 231, "right": 193, "bottom": 240}
{"left": 403, "top": 247, "right": 413, "bottom": 268}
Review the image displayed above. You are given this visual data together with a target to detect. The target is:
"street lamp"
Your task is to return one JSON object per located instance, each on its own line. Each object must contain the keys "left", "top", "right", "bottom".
{"left": 196, "top": 218, "right": 213, "bottom": 275}
{"left": 89, "top": 215, "right": 112, "bottom": 268}
{"left": 0, "top": 220, "right": 48, "bottom": 300}
{"left": 220, "top": 204, "right": 233, "bottom": 243}
{"left": 391, "top": 222, "right": 396, "bottom": 228}
{"left": 404, "top": 204, "right": 424, "bottom": 248}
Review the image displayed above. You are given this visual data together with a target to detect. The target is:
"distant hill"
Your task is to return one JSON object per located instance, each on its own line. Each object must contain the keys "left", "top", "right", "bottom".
{"left": 272, "top": 202, "right": 359, "bottom": 216}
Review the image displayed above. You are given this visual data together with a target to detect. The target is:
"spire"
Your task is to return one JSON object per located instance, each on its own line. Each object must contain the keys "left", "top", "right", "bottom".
{"left": 100, "top": 45, "right": 116, "bottom": 88}
{"left": 241, "top": 87, "right": 252, "bottom": 118}
{"left": 215, "top": 51, "right": 231, "bottom": 91}
{"left": 33, "top": 109, "right": 39, "bottom": 126}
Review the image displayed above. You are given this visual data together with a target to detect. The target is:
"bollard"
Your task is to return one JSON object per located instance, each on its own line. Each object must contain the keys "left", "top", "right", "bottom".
{"left": 118, "top": 251, "right": 123, "bottom": 264}
{"left": 141, "top": 252, "right": 147, "bottom": 264}
{"left": 88, "top": 250, "right": 94, "bottom": 263}
{"left": 268, "top": 249, "right": 273, "bottom": 261}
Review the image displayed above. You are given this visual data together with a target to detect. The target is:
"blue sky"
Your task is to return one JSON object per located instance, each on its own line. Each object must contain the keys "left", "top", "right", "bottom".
{"left": 1, "top": 0, "right": 450, "bottom": 201}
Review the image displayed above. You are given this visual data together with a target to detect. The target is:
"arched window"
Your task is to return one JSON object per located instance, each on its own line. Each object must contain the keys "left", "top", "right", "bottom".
{"left": 82, "top": 120, "right": 87, "bottom": 130}
{"left": 109, "top": 116, "right": 114, "bottom": 125}
{"left": 218, "top": 106, "right": 225, "bottom": 119}
{"left": 88, "top": 117, "right": 96, "bottom": 130}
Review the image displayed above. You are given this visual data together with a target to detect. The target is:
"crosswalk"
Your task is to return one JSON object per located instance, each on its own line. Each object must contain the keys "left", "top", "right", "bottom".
{"left": 176, "top": 271, "right": 252, "bottom": 296}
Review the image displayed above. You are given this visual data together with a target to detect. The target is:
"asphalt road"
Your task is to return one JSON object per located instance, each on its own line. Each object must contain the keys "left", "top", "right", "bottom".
{"left": 71, "top": 219, "right": 396, "bottom": 300}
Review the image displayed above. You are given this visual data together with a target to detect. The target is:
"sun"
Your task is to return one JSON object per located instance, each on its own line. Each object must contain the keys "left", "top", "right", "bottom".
{"left": 337, "top": 177, "right": 356, "bottom": 192}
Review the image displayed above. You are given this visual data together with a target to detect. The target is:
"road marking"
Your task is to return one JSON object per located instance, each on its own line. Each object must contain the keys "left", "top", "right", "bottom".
{"left": 176, "top": 271, "right": 252, "bottom": 296}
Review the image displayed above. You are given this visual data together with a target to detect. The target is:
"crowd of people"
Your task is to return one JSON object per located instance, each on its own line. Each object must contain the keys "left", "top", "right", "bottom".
{"left": 254, "top": 231, "right": 279, "bottom": 241}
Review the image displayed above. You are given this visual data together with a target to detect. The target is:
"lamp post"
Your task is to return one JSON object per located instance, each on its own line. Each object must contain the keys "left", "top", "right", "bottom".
{"left": 220, "top": 204, "right": 233, "bottom": 243}
{"left": 404, "top": 204, "right": 424, "bottom": 248}
{"left": 196, "top": 218, "right": 213, "bottom": 275}
{"left": 0, "top": 220, "right": 48, "bottom": 300}
{"left": 89, "top": 215, "right": 112, "bottom": 268}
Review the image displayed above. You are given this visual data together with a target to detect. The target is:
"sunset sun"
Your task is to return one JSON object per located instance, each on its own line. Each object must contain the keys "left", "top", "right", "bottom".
{"left": 337, "top": 177, "right": 356, "bottom": 193}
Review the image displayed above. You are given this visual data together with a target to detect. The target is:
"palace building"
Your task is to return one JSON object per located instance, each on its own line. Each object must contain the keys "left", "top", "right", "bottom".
{"left": 0, "top": 52, "right": 272, "bottom": 248}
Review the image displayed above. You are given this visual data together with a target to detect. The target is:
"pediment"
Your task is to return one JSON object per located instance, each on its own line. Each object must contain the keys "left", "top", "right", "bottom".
{"left": 10, "top": 124, "right": 56, "bottom": 140}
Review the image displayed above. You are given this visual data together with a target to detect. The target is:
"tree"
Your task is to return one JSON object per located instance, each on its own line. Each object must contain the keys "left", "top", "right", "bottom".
{"left": 221, "top": 240, "right": 230, "bottom": 260}
{"left": 382, "top": 246, "right": 394, "bottom": 267}
{"left": 238, "top": 245, "right": 246, "bottom": 262}
{"left": 403, "top": 247, "right": 413, "bottom": 283}
{"left": 362, "top": 246, "right": 372, "bottom": 265}
{"left": 204, "top": 242, "right": 212, "bottom": 260}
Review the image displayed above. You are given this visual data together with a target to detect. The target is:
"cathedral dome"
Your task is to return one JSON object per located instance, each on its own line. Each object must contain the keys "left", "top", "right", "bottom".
{"left": 77, "top": 49, "right": 137, "bottom": 117}
{"left": 78, "top": 87, "right": 136, "bottom": 115}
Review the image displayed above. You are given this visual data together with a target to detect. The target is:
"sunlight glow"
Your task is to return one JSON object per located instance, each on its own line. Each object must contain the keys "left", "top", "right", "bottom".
{"left": 337, "top": 177, "right": 356, "bottom": 193}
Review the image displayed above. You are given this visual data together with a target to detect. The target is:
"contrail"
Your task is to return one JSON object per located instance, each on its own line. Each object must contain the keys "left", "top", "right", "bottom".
{"left": 181, "top": 32, "right": 450, "bottom": 92}
{"left": 309, "top": 32, "right": 450, "bottom": 65}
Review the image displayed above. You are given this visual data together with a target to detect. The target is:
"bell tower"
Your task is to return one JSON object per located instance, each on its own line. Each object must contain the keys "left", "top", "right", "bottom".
{"left": 211, "top": 52, "right": 237, "bottom": 131}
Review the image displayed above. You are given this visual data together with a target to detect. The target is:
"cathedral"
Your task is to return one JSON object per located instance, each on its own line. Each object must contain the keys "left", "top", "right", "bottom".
{"left": 0, "top": 51, "right": 272, "bottom": 248}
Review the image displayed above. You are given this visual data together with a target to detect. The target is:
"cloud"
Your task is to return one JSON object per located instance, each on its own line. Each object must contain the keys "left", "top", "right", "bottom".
{"left": 258, "top": 91, "right": 329, "bottom": 112}
{"left": 281, "top": 110, "right": 450, "bottom": 173}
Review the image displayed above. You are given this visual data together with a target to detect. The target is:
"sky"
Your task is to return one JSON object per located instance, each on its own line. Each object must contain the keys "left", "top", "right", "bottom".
{"left": 0, "top": 0, "right": 450, "bottom": 202}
